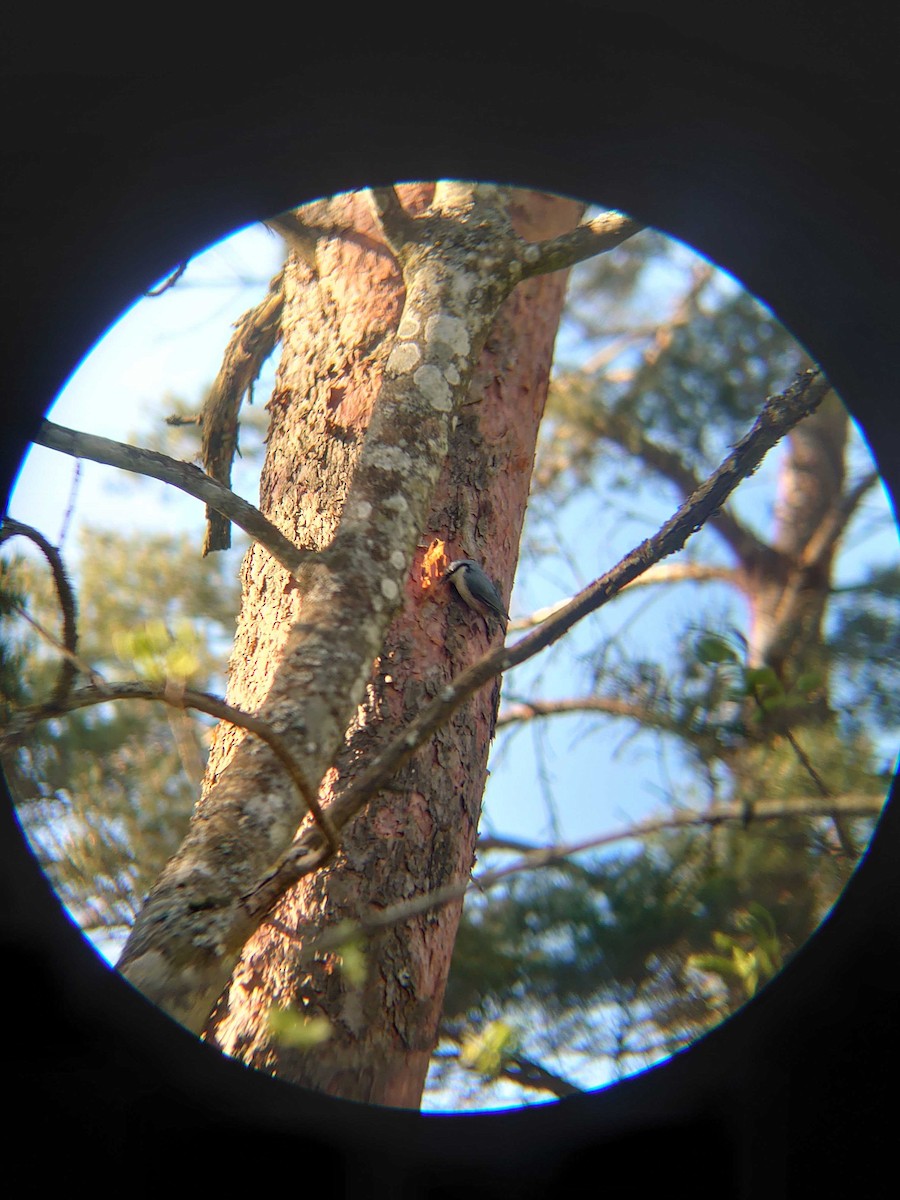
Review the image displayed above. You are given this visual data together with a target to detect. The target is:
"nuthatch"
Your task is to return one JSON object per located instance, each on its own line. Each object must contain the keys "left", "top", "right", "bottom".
{"left": 444, "top": 558, "right": 510, "bottom": 635}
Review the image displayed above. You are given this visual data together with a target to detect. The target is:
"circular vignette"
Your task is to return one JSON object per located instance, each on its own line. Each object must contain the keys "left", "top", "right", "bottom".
{"left": 2, "top": 25, "right": 899, "bottom": 1197}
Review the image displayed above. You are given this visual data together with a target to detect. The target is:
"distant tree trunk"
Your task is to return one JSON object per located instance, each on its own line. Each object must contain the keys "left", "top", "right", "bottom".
{"left": 202, "top": 187, "right": 583, "bottom": 1105}
{"left": 744, "top": 393, "right": 849, "bottom": 687}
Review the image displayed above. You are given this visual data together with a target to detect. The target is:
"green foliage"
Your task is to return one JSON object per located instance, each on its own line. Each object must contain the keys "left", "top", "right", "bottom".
{"left": 459, "top": 1019, "right": 520, "bottom": 1079}
{"left": 113, "top": 619, "right": 204, "bottom": 683}
{"left": 826, "top": 565, "right": 900, "bottom": 739}
{"left": 687, "top": 902, "right": 784, "bottom": 1003}
{"left": 2, "top": 527, "right": 240, "bottom": 949}
{"left": 268, "top": 1006, "right": 332, "bottom": 1050}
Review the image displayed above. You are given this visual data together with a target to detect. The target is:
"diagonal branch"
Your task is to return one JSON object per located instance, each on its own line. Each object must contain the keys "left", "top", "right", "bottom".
{"left": 506, "top": 561, "right": 736, "bottom": 633}
{"left": 33, "top": 419, "right": 307, "bottom": 575}
{"left": 242, "top": 369, "right": 832, "bottom": 916}
{"left": 145, "top": 261, "right": 189, "bottom": 297}
{"left": 496, "top": 695, "right": 709, "bottom": 747}
{"left": 801, "top": 467, "right": 881, "bottom": 574}
{"left": 519, "top": 210, "right": 645, "bottom": 276}
{"left": 439, "top": 1027, "right": 585, "bottom": 1099}
{"left": 588, "top": 405, "right": 768, "bottom": 565}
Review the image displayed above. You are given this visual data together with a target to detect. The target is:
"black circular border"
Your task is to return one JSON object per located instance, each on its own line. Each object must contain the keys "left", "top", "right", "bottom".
{"left": 3, "top": 11, "right": 898, "bottom": 1195}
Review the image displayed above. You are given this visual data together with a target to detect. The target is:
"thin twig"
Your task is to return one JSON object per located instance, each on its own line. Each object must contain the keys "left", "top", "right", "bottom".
{"left": 747, "top": 681, "right": 859, "bottom": 859}
{"left": 256, "top": 792, "right": 883, "bottom": 955}
{"left": 57, "top": 459, "right": 82, "bottom": 549}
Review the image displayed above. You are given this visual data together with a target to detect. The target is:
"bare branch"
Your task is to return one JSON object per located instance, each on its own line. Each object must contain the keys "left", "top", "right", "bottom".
{"left": 243, "top": 370, "right": 832, "bottom": 914}
{"left": 0, "top": 675, "right": 338, "bottom": 852}
{"left": 145, "top": 261, "right": 189, "bottom": 296}
{"left": 496, "top": 694, "right": 695, "bottom": 740}
{"left": 34, "top": 419, "right": 307, "bottom": 575}
{"left": 491, "top": 1051, "right": 586, "bottom": 1099}
{"left": 200, "top": 268, "right": 284, "bottom": 554}
{"left": 4, "top": 600, "right": 104, "bottom": 693}
{"left": 0, "top": 518, "right": 79, "bottom": 707}
{"left": 367, "top": 186, "right": 419, "bottom": 257}
{"left": 504, "top": 563, "right": 735, "bottom": 634}
{"left": 264, "top": 213, "right": 320, "bottom": 269}
{"left": 519, "top": 211, "right": 644, "bottom": 277}
{"left": 622, "top": 561, "right": 735, "bottom": 589}
{"left": 439, "top": 1029, "right": 585, "bottom": 1099}
{"left": 588, "top": 405, "right": 768, "bottom": 565}
{"left": 254, "top": 792, "right": 884, "bottom": 958}
{"left": 746, "top": 676, "right": 859, "bottom": 859}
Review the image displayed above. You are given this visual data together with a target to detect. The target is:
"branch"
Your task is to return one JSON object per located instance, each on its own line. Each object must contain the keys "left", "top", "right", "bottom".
{"left": 800, "top": 467, "right": 881, "bottom": 574}
{"left": 472, "top": 792, "right": 883, "bottom": 878}
{"left": 520, "top": 210, "right": 644, "bottom": 277}
{"left": 0, "top": 675, "right": 338, "bottom": 851}
{"left": 494, "top": 1050, "right": 585, "bottom": 1099}
{"left": 253, "top": 791, "right": 884, "bottom": 959}
{"left": 264, "top": 212, "right": 321, "bottom": 269}
{"left": 622, "top": 561, "right": 736, "bottom": 590}
{"left": 34, "top": 419, "right": 307, "bottom": 575}
{"left": 496, "top": 695, "right": 709, "bottom": 748}
{"left": 588, "top": 405, "right": 768, "bottom": 565}
{"left": 438, "top": 1027, "right": 585, "bottom": 1099}
{"left": 0, "top": 518, "right": 79, "bottom": 707}
{"left": 508, "top": 561, "right": 736, "bottom": 633}
{"left": 243, "top": 370, "right": 832, "bottom": 914}
{"left": 144, "top": 261, "right": 189, "bottom": 296}
{"left": 746, "top": 676, "right": 859, "bottom": 860}
{"left": 200, "top": 268, "right": 284, "bottom": 554}
{"left": 367, "top": 186, "right": 420, "bottom": 257}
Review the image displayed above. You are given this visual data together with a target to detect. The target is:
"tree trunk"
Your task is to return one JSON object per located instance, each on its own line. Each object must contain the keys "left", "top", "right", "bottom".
{"left": 201, "top": 188, "right": 583, "bottom": 1106}
{"left": 743, "top": 392, "right": 848, "bottom": 685}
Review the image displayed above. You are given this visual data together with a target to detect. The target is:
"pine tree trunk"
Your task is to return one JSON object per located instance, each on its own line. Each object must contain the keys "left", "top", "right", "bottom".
{"left": 743, "top": 393, "right": 849, "bottom": 686}
{"left": 201, "top": 187, "right": 583, "bottom": 1105}
{"left": 733, "top": 391, "right": 858, "bottom": 857}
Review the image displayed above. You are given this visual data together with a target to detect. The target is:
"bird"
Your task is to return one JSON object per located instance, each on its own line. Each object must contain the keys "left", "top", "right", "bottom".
{"left": 443, "top": 558, "right": 510, "bottom": 636}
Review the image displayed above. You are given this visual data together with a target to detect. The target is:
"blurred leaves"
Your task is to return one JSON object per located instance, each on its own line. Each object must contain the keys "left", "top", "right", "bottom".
{"left": 2, "top": 527, "right": 241, "bottom": 947}
{"left": 688, "top": 902, "right": 784, "bottom": 1002}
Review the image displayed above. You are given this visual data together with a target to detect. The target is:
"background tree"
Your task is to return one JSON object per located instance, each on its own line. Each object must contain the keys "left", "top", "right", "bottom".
{"left": 2, "top": 185, "right": 893, "bottom": 1110}
{"left": 433, "top": 236, "right": 893, "bottom": 1101}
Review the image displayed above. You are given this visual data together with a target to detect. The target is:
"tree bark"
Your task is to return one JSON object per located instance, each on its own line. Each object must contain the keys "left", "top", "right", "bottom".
{"left": 198, "top": 188, "right": 584, "bottom": 1105}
